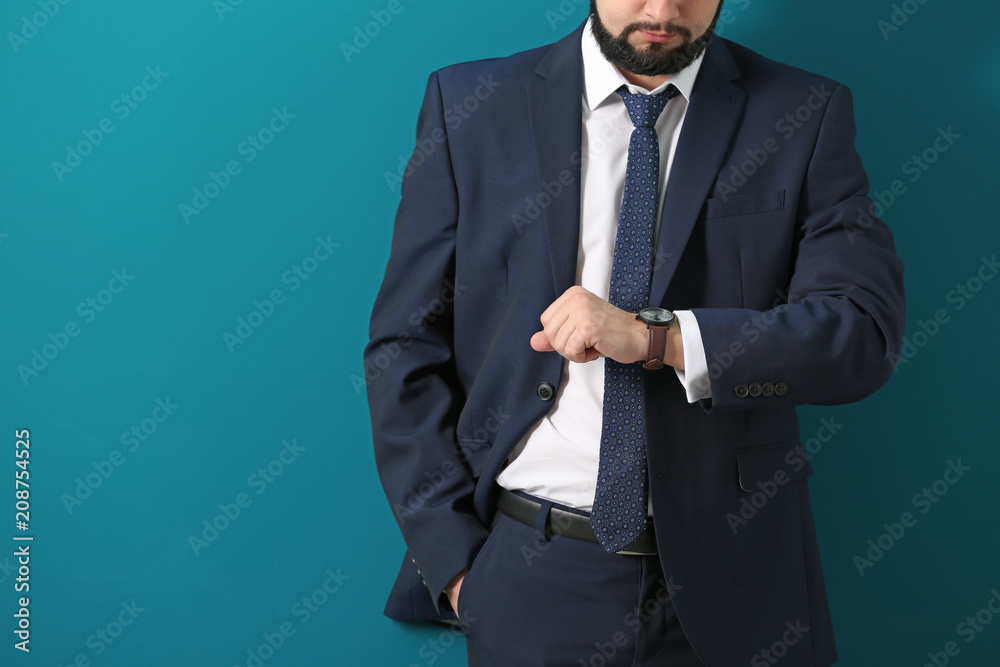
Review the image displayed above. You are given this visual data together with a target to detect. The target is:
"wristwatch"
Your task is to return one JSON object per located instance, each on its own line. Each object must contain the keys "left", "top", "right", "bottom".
{"left": 636, "top": 307, "right": 675, "bottom": 370}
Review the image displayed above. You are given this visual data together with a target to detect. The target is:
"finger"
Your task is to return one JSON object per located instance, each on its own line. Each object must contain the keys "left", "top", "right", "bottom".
{"left": 559, "top": 324, "right": 588, "bottom": 362}
{"left": 564, "top": 327, "right": 602, "bottom": 363}
{"left": 540, "top": 303, "right": 572, "bottom": 350}
{"left": 549, "top": 313, "right": 582, "bottom": 360}
{"left": 540, "top": 285, "right": 591, "bottom": 326}
{"left": 530, "top": 331, "right": 554, "bottom": 352}
{"left": 538, "top": 289, "right": 571, "bottom": 327}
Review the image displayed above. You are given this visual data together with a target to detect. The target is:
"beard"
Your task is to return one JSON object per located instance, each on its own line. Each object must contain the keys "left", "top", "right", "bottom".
{"left": 589, "top": 0, "right": 723, "bottom": 77}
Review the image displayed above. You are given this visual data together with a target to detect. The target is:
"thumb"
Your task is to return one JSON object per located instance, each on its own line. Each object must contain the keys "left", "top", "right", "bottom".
{"left": 530, "top": 331, "right": 554, "bottom": 352}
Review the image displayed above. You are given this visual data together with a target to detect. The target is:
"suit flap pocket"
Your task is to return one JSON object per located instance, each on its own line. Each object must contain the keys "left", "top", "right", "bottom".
{"left": 736, "top": 439, "right": 812, "bottom": 492}
{"left": 704, "top": 190, "right": 786, "bottom": 219}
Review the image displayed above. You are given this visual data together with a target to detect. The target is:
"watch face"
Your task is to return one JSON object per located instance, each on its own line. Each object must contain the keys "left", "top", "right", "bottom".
{"left": 639, "top": 307, "right": 674, "bottom": 325}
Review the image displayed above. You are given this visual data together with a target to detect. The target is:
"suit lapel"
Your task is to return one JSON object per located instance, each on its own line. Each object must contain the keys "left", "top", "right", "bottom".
{"left": 523, "top": 29, "right": 745, "bottom": 303}
{"left": 526, "top": 24, "right": 586, "bottom": 297}
{"left": 650, "top": 38, "right": 746, "bottom": 304}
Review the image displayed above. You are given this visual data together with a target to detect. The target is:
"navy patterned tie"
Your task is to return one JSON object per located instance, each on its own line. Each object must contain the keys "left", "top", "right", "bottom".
{"left": 591, "top": 84, "right": 679, "bottom": 553}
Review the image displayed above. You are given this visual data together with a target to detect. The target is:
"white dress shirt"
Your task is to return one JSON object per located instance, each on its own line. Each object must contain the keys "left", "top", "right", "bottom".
{"left": 496, "top": 21, "right": 712, "bottom": 511}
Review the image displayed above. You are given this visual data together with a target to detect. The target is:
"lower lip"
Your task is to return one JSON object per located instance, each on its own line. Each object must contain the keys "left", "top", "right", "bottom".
{"left": 638, "top": 31, "right": 676, "bottom": 43}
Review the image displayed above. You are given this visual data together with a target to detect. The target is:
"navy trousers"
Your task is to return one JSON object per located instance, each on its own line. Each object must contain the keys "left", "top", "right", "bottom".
{"left": 456, "top": 495, "right": 705, "bottom": 667}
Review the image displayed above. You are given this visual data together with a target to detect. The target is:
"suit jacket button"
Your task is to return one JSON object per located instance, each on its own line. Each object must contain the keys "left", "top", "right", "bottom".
{"left": 734, "top": 384, "right": 749, "bottom": 398}
{"left": 761, "top": 382, "right": 775, "bottom": 397}
{"left": 775, "top": 382, "right": 789, "bottom": 396}
{"left": 748, "top": 383, "right": 762, "bottom": 397}
{"left": 537, "top": 382, "right": 555, "bottom": 401}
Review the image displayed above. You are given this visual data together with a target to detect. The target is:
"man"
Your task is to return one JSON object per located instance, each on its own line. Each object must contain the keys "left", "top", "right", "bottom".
{"left": 366, "top": 0, "right": 905, "bottom": 664}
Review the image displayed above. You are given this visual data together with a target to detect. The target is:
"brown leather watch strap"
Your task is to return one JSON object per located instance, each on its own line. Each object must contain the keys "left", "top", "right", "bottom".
{"left": 643, "top": 324, "right": 668, "bottom": 370}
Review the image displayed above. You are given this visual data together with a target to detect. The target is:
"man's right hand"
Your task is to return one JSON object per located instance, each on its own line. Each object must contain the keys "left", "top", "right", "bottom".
{"left": 445, "top": 569, "right": 467, "bottom": 616}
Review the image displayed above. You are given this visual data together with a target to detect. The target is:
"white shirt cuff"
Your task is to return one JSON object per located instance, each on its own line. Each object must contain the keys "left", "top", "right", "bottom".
{"left": 672, "top": 310, "right": 712, "bottom": 403}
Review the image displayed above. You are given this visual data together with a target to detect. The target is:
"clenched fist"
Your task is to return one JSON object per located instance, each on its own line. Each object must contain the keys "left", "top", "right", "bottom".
{"left": 529, "top": 286, "right": 683, "bottom": 368}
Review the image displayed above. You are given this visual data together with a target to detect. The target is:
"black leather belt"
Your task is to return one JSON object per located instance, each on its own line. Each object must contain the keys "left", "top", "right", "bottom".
{"left": 497, "top": 488, "right": 657, "bottom": 556}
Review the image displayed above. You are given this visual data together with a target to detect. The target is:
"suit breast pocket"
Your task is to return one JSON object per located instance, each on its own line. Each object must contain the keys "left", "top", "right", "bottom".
{"left": 704, "top": 190, "right": 786, "bottom": 220}
{"left": 695, "top": 189, "right": 795, "bottom": 308}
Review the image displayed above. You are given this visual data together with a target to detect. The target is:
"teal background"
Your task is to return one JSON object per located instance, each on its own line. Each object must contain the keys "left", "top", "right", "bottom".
{"left": 1, "top": 0, "right": 997, "bottom": 665}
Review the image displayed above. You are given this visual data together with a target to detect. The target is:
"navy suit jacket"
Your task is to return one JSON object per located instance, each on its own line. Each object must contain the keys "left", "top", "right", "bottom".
{"left": 366, "top": 22, "right": 904, "bottom": 667}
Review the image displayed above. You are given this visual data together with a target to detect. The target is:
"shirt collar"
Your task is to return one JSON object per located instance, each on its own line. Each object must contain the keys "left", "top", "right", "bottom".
{"left": 581, "top": 17, "right": 705, "bottom": 110}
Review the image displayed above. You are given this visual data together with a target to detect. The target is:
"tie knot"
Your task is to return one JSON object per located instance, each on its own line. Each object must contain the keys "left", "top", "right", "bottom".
{"left": 616, "top": 85, "right": 679, "bottom": 128}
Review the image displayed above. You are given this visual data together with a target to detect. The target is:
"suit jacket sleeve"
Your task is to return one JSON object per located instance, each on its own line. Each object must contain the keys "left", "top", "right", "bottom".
{"left": 692, "top": 84, "right": 905, "bottom": 410}
{"left": 365, "top": 71, "right": 489, "bottom": 611}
